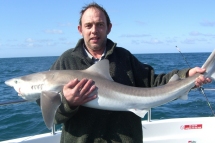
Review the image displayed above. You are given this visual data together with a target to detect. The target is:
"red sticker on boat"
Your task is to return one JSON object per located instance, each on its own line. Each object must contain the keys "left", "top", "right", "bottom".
{"left": 181, "top": 124, "right": 202, "bottom": 130}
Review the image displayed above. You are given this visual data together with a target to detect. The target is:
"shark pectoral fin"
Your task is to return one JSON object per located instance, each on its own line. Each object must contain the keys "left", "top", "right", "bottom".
{"left": 128, "top": 109, "right": 148, "bottom": 118}
{"left": 40, "top": 91, "right": 62, "bottom": 130}
{"left": 178, "top": 91, "right": 189, "bottom": 100}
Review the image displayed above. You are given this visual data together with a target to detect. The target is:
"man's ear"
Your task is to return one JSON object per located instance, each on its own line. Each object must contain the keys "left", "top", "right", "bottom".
{"left": 107, "top": 23, "right": 112, "bottom": 35}
{"left": 78, "top": 25, "right": 82, "bottom": 35}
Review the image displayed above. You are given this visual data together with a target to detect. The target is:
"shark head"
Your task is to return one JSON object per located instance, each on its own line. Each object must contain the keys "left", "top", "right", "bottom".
{"left": 5, "top": 73, "right": 47, "bottom": 101}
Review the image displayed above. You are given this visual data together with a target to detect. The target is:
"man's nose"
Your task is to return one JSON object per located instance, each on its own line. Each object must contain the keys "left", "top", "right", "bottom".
{"left": 91, "top": 25, "right": 98, "bottom": 33}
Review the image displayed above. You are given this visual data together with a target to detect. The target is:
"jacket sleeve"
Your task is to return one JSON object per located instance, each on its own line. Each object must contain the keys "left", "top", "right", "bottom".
{"left": 151, "top": 69, "right": 190, "bottom": 87}
{"left": 54, "top": 91, "right": 79, "bottom": 124}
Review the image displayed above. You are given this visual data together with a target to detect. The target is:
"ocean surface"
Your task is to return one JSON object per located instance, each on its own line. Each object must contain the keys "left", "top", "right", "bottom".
{"left": 0, "top": 53, "right": 215, "bottom": 141}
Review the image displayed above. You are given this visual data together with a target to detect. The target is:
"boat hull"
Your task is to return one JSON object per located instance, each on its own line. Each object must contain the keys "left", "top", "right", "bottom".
{"left": 1, "top": 117, "right": 214, "bottom": 143}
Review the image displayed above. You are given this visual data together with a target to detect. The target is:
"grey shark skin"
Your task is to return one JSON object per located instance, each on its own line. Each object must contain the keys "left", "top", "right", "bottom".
{"left": 5, "top": 50, "right": 215, "bottom": 130}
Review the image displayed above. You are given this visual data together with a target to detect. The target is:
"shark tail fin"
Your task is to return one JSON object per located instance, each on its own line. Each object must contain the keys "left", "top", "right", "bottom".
{"left": 202, "top": 49, "right": 215, "bottom": 81}
{"left": 40, "top": 91, "right": 62, "bottom": 130}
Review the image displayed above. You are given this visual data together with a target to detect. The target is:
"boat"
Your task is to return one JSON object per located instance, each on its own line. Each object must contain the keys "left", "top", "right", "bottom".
{"left": 1, "top": 109, "right": 214, "bottom": 143}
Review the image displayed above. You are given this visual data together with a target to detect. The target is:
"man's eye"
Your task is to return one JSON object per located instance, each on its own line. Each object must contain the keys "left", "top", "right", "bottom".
{"left": 98, "top": 23, "right": 104, "bottom": 27}
{"left": 86, "top": 24, "right": 92, "bottom": 28}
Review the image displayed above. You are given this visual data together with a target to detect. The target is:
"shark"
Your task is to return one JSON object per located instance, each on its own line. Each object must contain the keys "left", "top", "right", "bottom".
{"left": 5, "top": 49, "right": 215, "bottom": 130}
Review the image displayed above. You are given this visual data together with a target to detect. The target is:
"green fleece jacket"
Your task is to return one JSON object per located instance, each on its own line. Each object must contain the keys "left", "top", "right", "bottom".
{"left": 50, "top": 38, "right": 189, "bottom": 143}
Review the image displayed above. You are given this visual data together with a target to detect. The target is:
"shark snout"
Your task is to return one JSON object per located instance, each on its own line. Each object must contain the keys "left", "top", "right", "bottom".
{"left": 5, "top": 79, "right": 22, "bottom": 94}
{"left": 5, "top": 79, "right": 15, "bottom": 87}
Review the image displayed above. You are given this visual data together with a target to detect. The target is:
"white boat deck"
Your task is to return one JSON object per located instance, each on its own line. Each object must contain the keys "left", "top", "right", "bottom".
{"left": 142, "top": 116, "right": 215, "bottom": 143}
{"left": 1, "top": 116, "right": 214, "bottom": 143}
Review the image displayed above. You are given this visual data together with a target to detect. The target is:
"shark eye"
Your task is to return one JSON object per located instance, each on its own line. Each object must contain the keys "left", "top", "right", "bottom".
{"left": 14, "top": 80, "right": 18, "bottom": 84}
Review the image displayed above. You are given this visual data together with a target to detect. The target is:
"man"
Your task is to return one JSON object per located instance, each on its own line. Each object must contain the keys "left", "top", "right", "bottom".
{"left": 51, "top": 2, "right": 211, "bottom": 143}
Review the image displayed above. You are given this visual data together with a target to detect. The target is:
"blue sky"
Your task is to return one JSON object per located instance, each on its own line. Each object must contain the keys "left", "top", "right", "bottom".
{"left": 0, "top": 0, "right": 215, "bottom": 58}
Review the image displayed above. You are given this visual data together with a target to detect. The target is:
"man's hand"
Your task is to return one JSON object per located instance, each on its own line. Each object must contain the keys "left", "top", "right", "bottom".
{"left": 188, "top": 67, "right": 212, "bottom": 87}
{"left": 63, "top": 78, "right": 98, "bottom": 107}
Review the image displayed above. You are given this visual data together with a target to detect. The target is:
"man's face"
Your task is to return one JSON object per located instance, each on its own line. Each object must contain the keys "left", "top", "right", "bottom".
{"left": 78, "top": 8, "right": 112, "bottom": 52}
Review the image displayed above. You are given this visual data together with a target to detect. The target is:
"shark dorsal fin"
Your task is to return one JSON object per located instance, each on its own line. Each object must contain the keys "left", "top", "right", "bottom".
{"left": 85, "top": 59, "right": 114, "bottom": 81}
{"left": 168, "top": 74, "right": 181, "bottom": 82}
